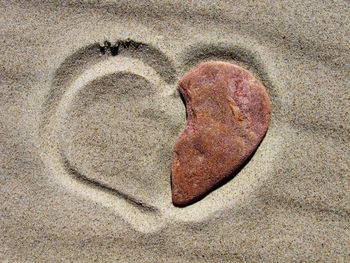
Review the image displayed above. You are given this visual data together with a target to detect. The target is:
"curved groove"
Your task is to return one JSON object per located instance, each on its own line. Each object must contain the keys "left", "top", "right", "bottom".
{"left": 61, "top": 154, "right": 159, "bottom": 214}
{"left": 40, "top": 43, "right": 99, "bottom": 131}
{"left": 100, "top": 40, "right": 177, "bottom": 84}
{"left": 39, "top": 39, "right": 179, "bottom": 227}
{"left": 56, "top": 70, "right": 181, "bottom": 207}
{"left": 180, "top": 43, "right": 279, "bottom": 104}
{"left": 40, "top": 40, "right": 177, "bottom": 131}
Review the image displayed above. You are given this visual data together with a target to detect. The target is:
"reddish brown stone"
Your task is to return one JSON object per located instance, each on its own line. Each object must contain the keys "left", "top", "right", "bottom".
{"left": 171, "top": 61, "right": 271, "bottom": 206}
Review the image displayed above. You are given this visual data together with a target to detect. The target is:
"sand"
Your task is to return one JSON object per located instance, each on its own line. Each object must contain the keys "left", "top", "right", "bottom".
{"left": 1, "top": 0, "right": 349, "bottom": 262}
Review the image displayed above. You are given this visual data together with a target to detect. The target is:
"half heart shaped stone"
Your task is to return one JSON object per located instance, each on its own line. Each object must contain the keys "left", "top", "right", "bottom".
{"left": 171, "top": 61, "right": 271, "bottom": 207}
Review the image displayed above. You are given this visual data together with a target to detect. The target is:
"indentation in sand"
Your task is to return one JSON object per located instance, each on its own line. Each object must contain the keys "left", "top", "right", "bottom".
{"left": 39, "top": 39, "right": 282, "bottom": 232}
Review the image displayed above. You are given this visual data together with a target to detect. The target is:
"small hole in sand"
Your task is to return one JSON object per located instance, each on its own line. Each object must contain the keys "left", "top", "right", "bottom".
{"left": 99, "top": 45, "right": 106, "bottom": 55}
{"left": 110, "top": 44, "right": 119, "bottom": 56}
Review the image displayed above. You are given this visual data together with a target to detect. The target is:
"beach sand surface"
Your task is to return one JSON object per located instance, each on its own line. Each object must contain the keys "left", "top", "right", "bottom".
{"left": 0, "top": 0, "right": 349, "bottom": 262}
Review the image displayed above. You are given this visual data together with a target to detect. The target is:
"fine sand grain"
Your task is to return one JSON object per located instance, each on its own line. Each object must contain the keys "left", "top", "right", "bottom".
{"left": 1, "top": 0, "right": 349, "bottom": 262}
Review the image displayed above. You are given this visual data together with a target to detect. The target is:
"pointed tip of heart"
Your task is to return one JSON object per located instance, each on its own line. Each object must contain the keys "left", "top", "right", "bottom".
{"left": 172, "top": 197, "right": 194, "bottom": 207}
{"left": 172, "top": 194, "right": 190, "bottom": 207}
{"left": 171, "top": 184, "right": 203, "bottom": 207}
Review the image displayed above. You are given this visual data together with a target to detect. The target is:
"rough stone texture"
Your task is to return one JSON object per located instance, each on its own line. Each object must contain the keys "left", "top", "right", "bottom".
{"left": 172, "top": 61, "right": 271, "bottom": 206}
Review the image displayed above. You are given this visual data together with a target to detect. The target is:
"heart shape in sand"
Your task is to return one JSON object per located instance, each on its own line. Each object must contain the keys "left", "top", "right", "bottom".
{"left": 172, "top": 61, "right": 271, "bottom": 206}
{"left": 41, "top": 43, "right": 273, "bottom": 231}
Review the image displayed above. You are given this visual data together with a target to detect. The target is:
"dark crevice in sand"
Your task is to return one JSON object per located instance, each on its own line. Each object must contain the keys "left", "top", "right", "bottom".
{"left": 97, "top": 39, "right": 176, "bottom": 83}
{"left": 100, "top": 40, "right": 143, "bottom": 56}
{"left": 60, "top": 154, "right": 159, "bottom": 214}
{"left": 99, "top": 45, "right": 106, "bottom": 55}
{"left": 99, "top": 40, "right": 143, "bottom": 57}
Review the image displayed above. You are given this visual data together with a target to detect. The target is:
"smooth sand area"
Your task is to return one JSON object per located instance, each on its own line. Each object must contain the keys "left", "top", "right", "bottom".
{"left": 1, "top": 0, "right": 349, "bottom": 262}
